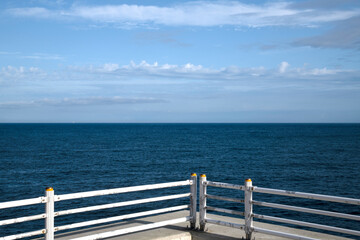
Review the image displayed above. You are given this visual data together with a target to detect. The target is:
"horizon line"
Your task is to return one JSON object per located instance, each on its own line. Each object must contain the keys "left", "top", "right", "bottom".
{"left": 0, "top": 122, "right": 359, "bottom": 124}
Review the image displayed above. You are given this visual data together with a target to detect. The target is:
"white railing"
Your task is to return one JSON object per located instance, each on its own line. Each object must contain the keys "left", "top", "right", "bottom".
{"left": 0, "top": 173, "right": 197, "bottom": 240}
{"left": 199, "top": 174, "right": 360, "bottom": 240}
{"left": 2, "top": 174, "right": 359, "bottom": 240}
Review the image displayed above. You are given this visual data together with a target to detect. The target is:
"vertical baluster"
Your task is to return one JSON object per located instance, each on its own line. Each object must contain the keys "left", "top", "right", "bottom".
{"left": 199, "top": 174, "right": 207, "bottom": 231}
{"left": 244, "top": 179, "right": 253, "bottom": 240}
{"left": 45, "top": 187, "right": 55, "bottom": 240}
{"left": 190, "top": 173, "right": 197, "bottom": 229}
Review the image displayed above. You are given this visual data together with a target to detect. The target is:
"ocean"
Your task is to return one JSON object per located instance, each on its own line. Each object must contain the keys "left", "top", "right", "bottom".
{"left": 0, "top": 123, "right": 359, "bottom": 238}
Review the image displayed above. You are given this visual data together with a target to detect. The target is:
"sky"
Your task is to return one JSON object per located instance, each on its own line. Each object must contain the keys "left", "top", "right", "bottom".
{"left": 0, "top": 0, "right": 360, "bottom": 123}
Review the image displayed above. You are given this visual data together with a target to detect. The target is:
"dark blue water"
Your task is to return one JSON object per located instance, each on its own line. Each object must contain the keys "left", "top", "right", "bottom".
{"left": 0, "top": 124, "right": 359, "bottom": 238}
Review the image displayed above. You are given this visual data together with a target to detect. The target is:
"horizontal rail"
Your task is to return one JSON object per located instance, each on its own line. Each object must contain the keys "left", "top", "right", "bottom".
{"left": 206, "top": 194, "right": 244, "bottom": 203}
{"left": 57, "top": 180, "right": 191, "bottom": 201}
{"left": 0, "top": 214, "right": 46, "bottom": 226}
{"left": 0, "top": 229, "right": 45, "bottom": 240}
{"left": 253, "top": 227, "right": 319, "bottom": 240}
{"left": 205, "top": 181, "right": 245, "bottom": 191}
{"left": 69, "top": 216, "right": 191, "bottom": 240}
{"left": 205, "top": 218, "right": 245, "bottom": 230}
{"left": 56, "top": 193, "right": 190, "bottom": 216}
{"left": 253, "top": 187, "right": 360, "bottom": 205}
{"left": 252, "top": 200, "right": 360, "bottom": 221}
{"left": 56, "top": 205, "right": 189, "bottom": 232}
{"left": 0, "top": 197, "right": 46, "bottom": 209}
{"left": 206, "top": 206, "right": 244, "bottom": 216}
{"left": 253, "top": 213, "right": 360, "bottom": 236}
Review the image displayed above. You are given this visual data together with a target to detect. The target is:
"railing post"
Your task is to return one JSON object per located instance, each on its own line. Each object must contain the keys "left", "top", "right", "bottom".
{"left": 190, "top": 173, "right": 197, "bottom": 229}
{"left": 244, "top": 179, "right": 253, "bottom": 240}
{"left": 45, "top": 187, "right": 55, "bottom": 240}
{"left": 199, "top": 174, "right": 207, "bottom": 231}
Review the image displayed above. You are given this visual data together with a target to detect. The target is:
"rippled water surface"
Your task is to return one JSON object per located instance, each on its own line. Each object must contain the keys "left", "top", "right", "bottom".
{"left": 0, "top": 124, "right": 359, "bottom": 238}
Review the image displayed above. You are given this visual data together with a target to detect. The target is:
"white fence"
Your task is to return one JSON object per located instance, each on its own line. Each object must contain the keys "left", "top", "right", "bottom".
{"left": 199, "top": 174, "right": 360, "bottom": 240}
{"left": 0, "top": 174, "right": 197, "bottom": 240}
{"left": 1, "top": 173, "right": 360, "bottom": 240}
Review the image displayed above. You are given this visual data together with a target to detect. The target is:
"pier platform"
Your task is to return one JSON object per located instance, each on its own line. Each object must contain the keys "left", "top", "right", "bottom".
{"left": 54, "top": 211, "right": 353, "bottom": 240}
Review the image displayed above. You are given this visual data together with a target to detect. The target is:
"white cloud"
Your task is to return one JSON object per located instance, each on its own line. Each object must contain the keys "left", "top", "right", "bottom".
{"left": 21, "top": 53, "right": 64, "bottom": 60}
{"left": 92, "top": 61, "right": 209, "bottom": 77}
{"left": 293, "top": 16, "right": 360, "bottom": 49}
{"left": 8, "top": 7, "right": 52, "bottom": 18}
{"left": 0, "top": 66, "right": 45, "bottom": 81}
{"left": 93, "top": 60, "right": 352, "bottom": 79}
{"left": 0, "top": 96, "right": 165, "bottom": 108}
{"left": 1, "top": 62, "right": 359, "bottom": 121}
{"left": 1, "top": 62, "right": 358, "bottom": 95}
{"left": 6, "top": 2, "right": 360, "bottom": 28}
{"left": 0, "top": 51, "right": 64, "bottom": 60}
{"left": 1, "top": 65, "right": 42, "bottom": 74}
{"left": 0, "top": 51, "right": 20, "bottom": 55}
{"left": 305, "top": 67, "right": 344, "bottom": 75}
{"left": 101, "top": 63, "right": 120, "bottom": 72}
{"left": 279, "top": 61, "right": 290, "bottom": 73}
{"left": 2, "top": 61, "right": 354, "bottom": 85}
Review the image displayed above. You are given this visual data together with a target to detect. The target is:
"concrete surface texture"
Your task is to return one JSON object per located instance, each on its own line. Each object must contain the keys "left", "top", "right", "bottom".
{"left": 54, "top": 211, "right": 354, "bottom": 240}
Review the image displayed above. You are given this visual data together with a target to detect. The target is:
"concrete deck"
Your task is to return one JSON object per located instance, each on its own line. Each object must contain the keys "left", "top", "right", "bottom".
{"left": 55, "top": 211, "right": 354, "bottom": 240}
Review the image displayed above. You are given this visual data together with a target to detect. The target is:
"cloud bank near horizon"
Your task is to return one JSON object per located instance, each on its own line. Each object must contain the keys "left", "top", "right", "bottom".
{"left": 1, "top": 61, "right": 359, "bottom": 122}
{"left": 1, "top": 60, "right": 358, "bottom": 85}
{"left": 0, "top": 96, "right": 165, "bottom": 108}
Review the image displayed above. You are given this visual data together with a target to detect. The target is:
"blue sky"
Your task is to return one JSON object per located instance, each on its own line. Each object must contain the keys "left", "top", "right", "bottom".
{"left": 0, "top": 0, "right": 359, "bottom": 123}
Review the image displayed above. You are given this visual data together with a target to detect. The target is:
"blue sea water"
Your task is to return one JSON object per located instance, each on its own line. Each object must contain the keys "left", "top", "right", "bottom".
{"left": 0, "top": 123, "right": 359, "bottom": 238}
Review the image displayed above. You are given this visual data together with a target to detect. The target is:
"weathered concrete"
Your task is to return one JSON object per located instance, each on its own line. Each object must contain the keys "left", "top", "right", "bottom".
{"left": 54, "top": 211, "right": 355, "bottom": 240}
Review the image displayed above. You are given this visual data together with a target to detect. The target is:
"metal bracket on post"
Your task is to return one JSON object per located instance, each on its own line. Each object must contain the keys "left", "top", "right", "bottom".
{"left": 190, "top": 173, "right": 197, "bottom": 229}
{"left": 45, "top": 187, "right": 55, "bottom": 240}
{"left": 244, "top": 179, "right": 253, "bottom": 240}
{"left": 199, "top": 174, "right": 207, "bottom": 231}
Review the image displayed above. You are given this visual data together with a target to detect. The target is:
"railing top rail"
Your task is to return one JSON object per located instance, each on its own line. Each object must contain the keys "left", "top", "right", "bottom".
{"left": 56, "top": 180, "right": 192, "bottom": 201}
{"left": 0, "top": 197, "right": 46, "bottom": 210}
{"left": 252, "top": 186, "right": 360, "bottom": 205}
{"left": 205, "top": 181, "right": 245, "bottom": 190}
